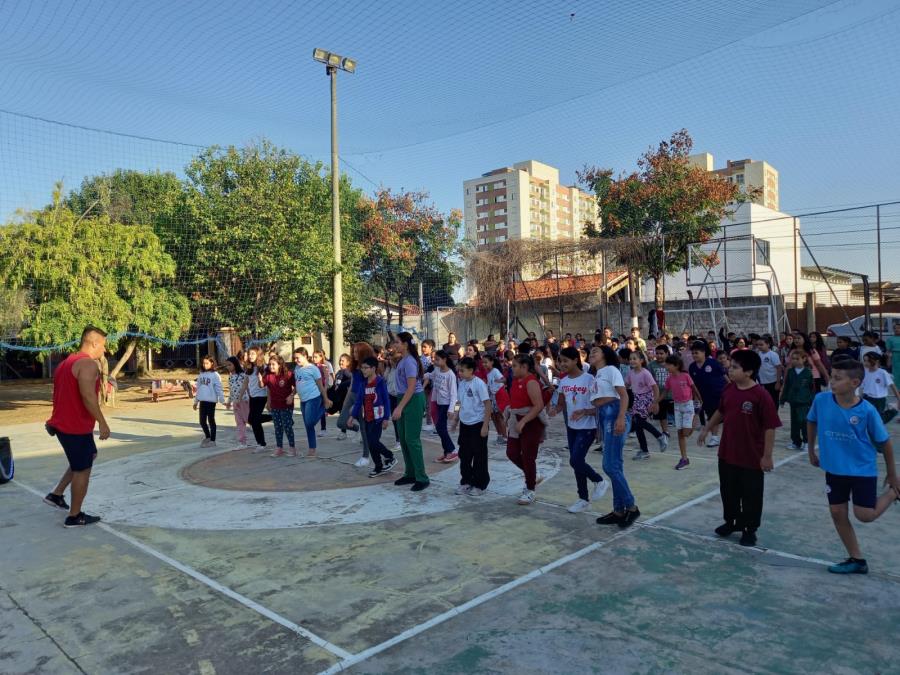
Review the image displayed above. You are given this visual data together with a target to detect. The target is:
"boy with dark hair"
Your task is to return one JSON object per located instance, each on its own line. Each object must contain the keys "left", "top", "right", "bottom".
{"left": 451, "top": 357, "right": 493, "bottom": 495}
{"left": 859, "top": 330, "right": 882, "bottom": 363}
{"left": 699, "top": 349, "right": 781, "bottom": 547}
{"left": 808, "top": 359, "right": 899, "bottom": 574}
{"left": 755, "top": 335, "right": 782, "bottom": 408}
{"left": 348, "top": 357, "right": 397, "bottom": 477}
{"left": 648, "top": 345, "right": 672, "bottom": 439}
{"left": 830, "top": 335, "right": 859, "bottom": 364}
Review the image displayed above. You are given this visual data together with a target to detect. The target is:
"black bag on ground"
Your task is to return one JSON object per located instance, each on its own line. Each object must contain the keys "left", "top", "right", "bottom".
{"left": 0, "top": 437, "right": 13, "bottom": 484}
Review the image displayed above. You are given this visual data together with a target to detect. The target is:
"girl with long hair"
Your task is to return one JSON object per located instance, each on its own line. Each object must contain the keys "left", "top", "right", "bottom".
{"left": 225, "top": 356, "right": 249, "bottom": 448}
{"left": 481, "top": 353, "right": 509, "bottom": 445}
{"left": 241, "top": 346, "right": 271, "bottom": 452}
{"left": 194, "top": 355, "right": 224, "bottom": 447}
{"left": 505, "top": 353, "right": 547, "bottom": 506}
{"left": 262, "top": 354, "right": 296, "bottom": 457}
{"left": 391, "top": 332, "right": 429, "bottom": 491}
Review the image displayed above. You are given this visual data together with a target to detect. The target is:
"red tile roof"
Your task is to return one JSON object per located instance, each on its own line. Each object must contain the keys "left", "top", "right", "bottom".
{"left": 508, "top": 271, "right": 626, "bottom": 301}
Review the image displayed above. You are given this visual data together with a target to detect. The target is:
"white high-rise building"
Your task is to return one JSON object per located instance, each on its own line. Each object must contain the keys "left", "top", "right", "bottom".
{"left": 463, "top": 160, "right": 596, "bottom": 250}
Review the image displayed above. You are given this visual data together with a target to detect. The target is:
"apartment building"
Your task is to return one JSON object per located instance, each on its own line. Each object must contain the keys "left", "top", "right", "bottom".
{"left": 463, "top": 160, "right": 596, "bottom": 249}
{"left": 688, "top": 153, "right": 779, "bottom": 211}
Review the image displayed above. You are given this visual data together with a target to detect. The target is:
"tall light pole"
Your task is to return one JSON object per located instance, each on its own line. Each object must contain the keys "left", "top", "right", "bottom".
{"left": 313, "top": 48, "right": 356, "bottom": 365}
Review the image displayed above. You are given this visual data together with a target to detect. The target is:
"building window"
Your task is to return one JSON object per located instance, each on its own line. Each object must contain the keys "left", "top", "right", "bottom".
{"left": 466, "top": 188, "right": 470, "bottom": 195}
{"left": 735, "top": 173, "right": 745, "bottom": 185}
{"left": 510, "top": 192, "right": 515, "bottom": 200}
{"left": 755, "top": 238, "right": 771, "bottom": 266}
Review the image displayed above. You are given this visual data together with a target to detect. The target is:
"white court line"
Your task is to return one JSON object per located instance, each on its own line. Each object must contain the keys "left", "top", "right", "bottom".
{"left": 10, "top": 479, "right": 354, "bottom": 662}
{"left": 318, "top": 449, "right": 809, "bottom": 674}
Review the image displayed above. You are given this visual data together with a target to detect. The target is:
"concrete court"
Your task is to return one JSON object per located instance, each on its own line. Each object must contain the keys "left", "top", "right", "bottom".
{"left": 2, "top": 398, "right": 899, "bottom": 675}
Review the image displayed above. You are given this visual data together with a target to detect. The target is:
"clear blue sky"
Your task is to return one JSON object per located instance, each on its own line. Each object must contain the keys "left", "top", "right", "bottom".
{"left": 2, "top": 0, "right": 900, "bottom": 276}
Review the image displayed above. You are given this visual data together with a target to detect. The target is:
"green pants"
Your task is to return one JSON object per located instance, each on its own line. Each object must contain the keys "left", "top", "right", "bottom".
{"left": 789, "top": 403, "right": 809, "bottom": 447}
{"left": 399, "top": 392, "right": 428, "bottom": 484}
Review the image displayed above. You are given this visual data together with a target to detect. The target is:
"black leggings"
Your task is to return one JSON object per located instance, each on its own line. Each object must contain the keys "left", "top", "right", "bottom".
{"left": 632, "top": 413, "right": 661, "bottom": 452}
{"left": 199, "top": 401, "right": 217, "bottom": 441}
{"left": 248, "top": 396, "right": 271, "bottom": 446}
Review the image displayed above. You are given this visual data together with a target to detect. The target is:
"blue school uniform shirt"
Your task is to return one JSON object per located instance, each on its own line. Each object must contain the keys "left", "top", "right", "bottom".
{"left": 807, "top": 392, "right": 889, "bottom": 477}
{"left": 689, "top": 358, "right": 727, "bottom": 404}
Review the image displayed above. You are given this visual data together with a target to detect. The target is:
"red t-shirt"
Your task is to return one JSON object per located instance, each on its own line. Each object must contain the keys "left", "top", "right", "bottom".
{"left": 717, "top": 382, "right": 782, "bottom": 469}
{"left": 263, "top": 372, "right": 295, "bottom": 410}
{"left": 363, "top": 376, "right": 378, "bottom": 422}
{"left": 510, "top": 374, "right": 537, "bottom": 408}
{"left": 47, "top": 352, "right": 99, "bottom": 434}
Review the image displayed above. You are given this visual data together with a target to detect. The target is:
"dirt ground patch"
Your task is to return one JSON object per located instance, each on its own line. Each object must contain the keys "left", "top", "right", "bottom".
{"left": 0, "top": 369, "right": 202, "bottom": 426}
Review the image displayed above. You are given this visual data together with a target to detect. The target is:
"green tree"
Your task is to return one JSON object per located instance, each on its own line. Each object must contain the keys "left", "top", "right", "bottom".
{"left": 579, "top": 129, "right": 749, "bottom": 327}
{"left": 180, "top": 141, "right": 368, "bottom": 340}
{"left": 359, "top": 190, "right": 462, "bottom": 328}
{"left": 0, "top": 185, "right": 191, "bottom": 376}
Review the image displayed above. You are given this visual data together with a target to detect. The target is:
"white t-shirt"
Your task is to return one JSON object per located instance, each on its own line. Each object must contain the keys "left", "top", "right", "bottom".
{"left": 558, "top": 371, "right": 597, "bottom": 430}
{"left": 457, "top": 377, "right": 490, "bottom": 425}
{"left": 860, "top": 345, "right": 883, "bottom": 362}
{"left": 486, "top": 367, "right": 505, "bottom": 396}
{"left": 593, "top": 365, "right": 624, "bottom": 400}
{"left": 758, "top": 350, "right": 780, "bottom": 385}
{"left": 862, "top": 368, "right": 891, "bottom": 399}
{"left": 429, "top": 368, "right": 458, "bottom": 407}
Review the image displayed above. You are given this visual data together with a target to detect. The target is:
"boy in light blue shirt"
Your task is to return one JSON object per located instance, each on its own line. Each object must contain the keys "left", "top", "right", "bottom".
{"left": 807, "top": 359, "right": 899, "bottom": 575}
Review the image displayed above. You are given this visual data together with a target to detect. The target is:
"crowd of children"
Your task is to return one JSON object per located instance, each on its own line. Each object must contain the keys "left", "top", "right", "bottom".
{"left": 187, "top": 323, "right": 899, "bottom": 574}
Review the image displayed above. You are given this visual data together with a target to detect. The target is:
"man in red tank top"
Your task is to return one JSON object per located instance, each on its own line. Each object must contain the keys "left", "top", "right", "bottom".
{"left": 44, "top": 326, "right": 111, "bottom": 527}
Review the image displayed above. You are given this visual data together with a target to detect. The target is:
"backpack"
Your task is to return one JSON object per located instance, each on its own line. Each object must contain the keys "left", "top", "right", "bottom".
{"left": 0, "top": 437, "right": 13, "bottom": 484}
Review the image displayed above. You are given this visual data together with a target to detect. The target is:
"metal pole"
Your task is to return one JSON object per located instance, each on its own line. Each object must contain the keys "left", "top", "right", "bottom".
{"left": 418, "top": 282, "right": 424, "bottom": 338}
{"left": 793, "top": 217, "right": 799, "bottom": 330}
{"left": 329, "top": 66, "right": 343, "bottom": 366}
{"left": 877, "top": 205, "right": 883, "bottom": 331}
{"left": 660, "top": 227, "right": 665, "bottom": 337}
{"left": 555, "top": 250, "right": 563, "bottom": 335}
{"left": 600, "top": 249, "right": 607, "bottom": 331}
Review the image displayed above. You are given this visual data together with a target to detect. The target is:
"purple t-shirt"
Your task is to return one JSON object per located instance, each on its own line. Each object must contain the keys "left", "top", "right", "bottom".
{"left": 625, "top": 368, "right": 656, "bottom": 396}
{"left": 396, "top": 354, "right": 424, "bottom": 394}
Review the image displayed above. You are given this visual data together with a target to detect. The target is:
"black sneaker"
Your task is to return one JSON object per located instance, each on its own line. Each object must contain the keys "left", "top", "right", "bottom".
{"left": 394, "top": 476, "right": 416, "bottom": 486}
{"left": 596, "top": 511, "right": 624, "bottom": 525}
{"left": 410, "top": 481, "right": 430, "bottom": 492}
{"left": 43, "top": 493, "right": 70, "bottom": 511}
{"left": 739, "top": 529, "right": 758, "bottom": 547}
{"left": 64, "top": 512, "right": 101, "bottom": 528}
{"left": 368, "top": 467, "right": 384, "bottom": 478}
{"left": 714, "top": 522, "right": 738, "bottom": 537}
{"left": 619, "top": 507, "right": 641, "bottom": 529}
{"left": 383, "top": 457, "right": 398, "bottom": 472}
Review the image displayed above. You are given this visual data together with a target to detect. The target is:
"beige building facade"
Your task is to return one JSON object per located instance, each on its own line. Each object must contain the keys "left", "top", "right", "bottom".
{"left": 688, "top": 153, "right": 779, "bottom": 210}
{"left": 463, "top": 160, "right": 596, "bottom": 249}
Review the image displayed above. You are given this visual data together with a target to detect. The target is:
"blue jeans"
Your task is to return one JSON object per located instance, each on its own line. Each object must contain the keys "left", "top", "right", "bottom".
{"left": 435, "top": 403, "right": 456, "bottom": 454}
{"left": 600, "top": 400, "right": 635, "bottom": 512}
{"left": 567, "top": 427, "right": 603, "bottom": 501}
{"left": 300, "top": 396, "right": 323, "bottom": 450}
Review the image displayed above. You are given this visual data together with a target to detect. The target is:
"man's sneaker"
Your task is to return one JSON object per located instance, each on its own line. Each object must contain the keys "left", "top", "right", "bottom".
{"left": 591, "top": 479, "right": 609, "bottom": 501}
{"left": 567, "top": 499, "right": 591, "bottom": 513}
{"left": 675, "top": 457, "right": 690, "bottom": 470}
{"left": 658, "top": 434, "right": 669, "bottom": 452}
{"left": 705, "top": 434, "right": 720, "bottom": 448}
{"left": 632, "top": 450, "right": 650, "bottom": 461}
{"left": 455, "top": 484, "right": 472, "bottom": 496}
{"left": 596, "top": 511, "right": 624, "bottom": 525}
{"left": 354, "top": 456, "right": 370, "bottom": 468}
{"left": 443, "top": 452, "right": 459, "bottom": 463}
{"left": 619, "top": 507, "right": 641, "bottom": 529}
{"left": 43, "top": 493, "right": 70, "bottom": 511}
{"left": 271, "top": 448, "right": 285, "bottom": 457}
{"left": 468, "top": 487, "right": 485, "bottom": 497}
{"left": 317, "top": 429, "right": 327, "bottom": 438}
{"left": 383, "top": 457, "right": 398, "bottom": 471}
{"left": 368, "top": 467, "right": 385, "bottom": 478}
{"left": 785, "top": 443, "right": 802, "bottom": 451}
{"left": 394, "top": 476, "right": 416, "bottom": 486}
{"left": 335, "top": 431, "right": 347, "bottom": 441}
{"left": 715, "top": 522, "right": 739, "bottom": 537}
{"left": 64, "top": 512, "right": 101, "bottom": 528}
{"left": 828, "top": 557, "right": 868, "bottom": 574}
{"left": 739, "top": 530, "right": 758, "bottom": 547}
{"left": 411, "top": 481, "right": 430, "bottom": 492}
{"left": 516, "top": 489, "right": 535, "bottom": 505}
{"left": 392, "top": 442, "right": 402, "bottom": 451}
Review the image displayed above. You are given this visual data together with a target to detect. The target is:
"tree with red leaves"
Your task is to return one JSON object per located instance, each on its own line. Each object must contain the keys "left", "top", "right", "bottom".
{"left": 579, "top": 129, "right": 755, "bottom": 329}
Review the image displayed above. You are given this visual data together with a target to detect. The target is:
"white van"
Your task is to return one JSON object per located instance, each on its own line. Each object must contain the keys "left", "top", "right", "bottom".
{"left": 825, "top": 313, "right": 900, "bottom": 346}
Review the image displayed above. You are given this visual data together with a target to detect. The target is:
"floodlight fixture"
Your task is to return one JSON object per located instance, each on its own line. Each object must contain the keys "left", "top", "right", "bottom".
{"left": 312, "top": 48, "right": 357, "bottom": 74}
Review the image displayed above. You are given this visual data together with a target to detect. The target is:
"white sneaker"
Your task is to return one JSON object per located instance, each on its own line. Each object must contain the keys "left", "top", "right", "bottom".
{"left": 455, "top": 484, "right": 472, "bottom": 495}
{"left": 785, "top": 443, "right": 802, "bottom": 451}
{"left": 317, "top": 430, "right": 327, "bottom": 438}
{"left": 658, "top": 434, "right": 669, "bottom": 451}
{"left": 705, "top": 434, "right": 720, "bottom": 448}
{"left": 200, "top": 438, "right": 211, "bottom": 448}
{"left": 354, "top": 456, "right": 370, "bottom": 468}
{"left": 632, "top": 450, "right": 650, "bottom": 461}
{"left": 335, "top": 431, "right": 347, "bottom": 441}
{"left": 252, "top": 444, "right": 267, "bottom": 454}
{"left": 516, "top": 489, "right": 535, "bottom": 505}
{"left": 467, "top": 487, "right": 485, "bottom": 497}
{"left": 535, "top": 473, "right": 545, "bottom": 487}
{"left": 592, "top": 479, "right": 609, "bottom": 500}
{"left": 494, "top": 435, "right": 506, "bottom": 446}
{"left": 567, "top": 499, "right": 591, "bottom": 513}
{"left": 392, "top": 442, "right": 402, "bottom": 451}
{"left": 801, "top": 442, "right": 808, "bottom": 451}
